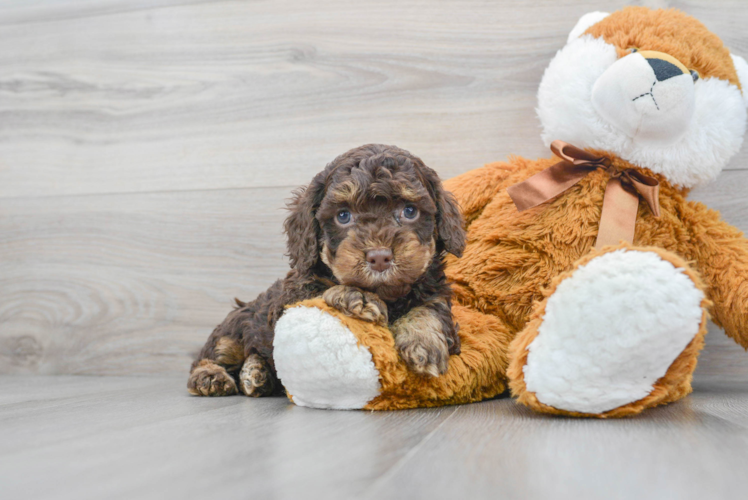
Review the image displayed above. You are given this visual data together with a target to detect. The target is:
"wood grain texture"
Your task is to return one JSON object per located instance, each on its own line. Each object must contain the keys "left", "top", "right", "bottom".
{"left": 368, "top": 387, "right": 748, "bottom": 500}
{"left": 0, "top": 187, "right": 289, "bottom": 375}
{"left": 0, "top": 375, "right": 460, "bottom": 500}
{"left": 1, "top": 0, "right": 747, "bottom": 378}
{"left": 0, "top": 375, "right": 747, "bottom": 500}
{"left": 0, "top": 0, "right": 746, "bottom": 200}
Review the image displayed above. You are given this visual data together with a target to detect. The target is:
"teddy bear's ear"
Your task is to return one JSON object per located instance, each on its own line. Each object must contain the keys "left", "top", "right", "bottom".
{"left": 731, "top": 54, "right": 748, "bottom": 107}
{"left": 567, "top": 11, "right": 610, "bottom": 43}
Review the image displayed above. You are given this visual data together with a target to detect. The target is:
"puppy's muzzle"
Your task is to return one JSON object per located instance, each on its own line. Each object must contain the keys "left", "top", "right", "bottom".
{"left": 366, "top": 248, "right": 393, "bottom": 273}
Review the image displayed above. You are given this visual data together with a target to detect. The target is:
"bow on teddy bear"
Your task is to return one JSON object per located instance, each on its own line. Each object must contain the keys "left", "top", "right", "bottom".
{"left": 273, "top": 6, "right": 748, "bottom": 418}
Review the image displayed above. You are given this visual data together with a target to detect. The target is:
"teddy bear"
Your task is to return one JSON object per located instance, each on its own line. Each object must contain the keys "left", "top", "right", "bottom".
{"left": 272, "top": 6, "right": 748, "bottom": 417}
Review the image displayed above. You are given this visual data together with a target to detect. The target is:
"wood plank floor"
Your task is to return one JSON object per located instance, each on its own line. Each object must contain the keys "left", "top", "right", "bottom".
{"left": 1, "top": 367, "right": 748, "bottom": 500}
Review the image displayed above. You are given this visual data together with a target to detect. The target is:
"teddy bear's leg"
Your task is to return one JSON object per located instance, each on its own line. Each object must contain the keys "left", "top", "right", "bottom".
{"left": 274, "top": 298, "right": 511, "bottom": 410}
{"left": 508, "top": 244, "right": 709, "bottom": 418}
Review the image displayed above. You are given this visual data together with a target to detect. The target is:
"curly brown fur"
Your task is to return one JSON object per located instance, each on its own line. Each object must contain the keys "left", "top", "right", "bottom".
{"left": 188, "top": 144, "right": 466, "bottom": 396}
{"left": 189, "top": 280, "right": 288, "bottom": 396}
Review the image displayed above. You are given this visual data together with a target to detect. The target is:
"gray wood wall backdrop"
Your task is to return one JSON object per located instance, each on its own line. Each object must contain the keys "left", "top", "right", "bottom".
{"left": 1, "top": 0, "right": 747, "bottom": 377}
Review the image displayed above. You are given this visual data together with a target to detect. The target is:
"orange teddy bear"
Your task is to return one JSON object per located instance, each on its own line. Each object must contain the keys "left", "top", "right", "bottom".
{"left": 273, "top": 6, "right": 748, "bottom": 417}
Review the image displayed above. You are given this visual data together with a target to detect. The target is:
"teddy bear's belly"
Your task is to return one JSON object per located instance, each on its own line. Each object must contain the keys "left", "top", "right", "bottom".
{"left": 446, "top": 188, "right": 614, "bottom": 332}
{"left": 447, "top": 236, "right": 584, "bottom": 332}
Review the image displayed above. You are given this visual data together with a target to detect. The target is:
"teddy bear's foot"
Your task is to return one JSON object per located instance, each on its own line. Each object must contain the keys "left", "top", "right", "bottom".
{"left": 273, "top": 305, "right": 381, "bottom": 409}
{"left": 508, "top": 245, "right": 708, "bottom": 417}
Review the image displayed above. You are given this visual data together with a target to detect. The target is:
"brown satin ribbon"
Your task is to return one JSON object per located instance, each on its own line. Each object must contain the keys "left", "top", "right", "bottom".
{"left": 506, "top": 141, "right": 660, "bottom": 249}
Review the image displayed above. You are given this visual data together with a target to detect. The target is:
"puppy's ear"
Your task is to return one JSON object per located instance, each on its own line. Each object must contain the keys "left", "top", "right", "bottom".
{"left": 416, "top": 163, "right": 466, "bottom": 257}
{"left": 434, "top": 184, "right": 466, "bottom": 257}
{"left": 284, "top": 171, "right": 328, "bottom": 274}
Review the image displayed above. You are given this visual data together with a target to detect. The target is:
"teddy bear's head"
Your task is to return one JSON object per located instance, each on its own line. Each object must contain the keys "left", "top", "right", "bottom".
{"left": 537, "top": 7, "right": 748, "bottom": 188}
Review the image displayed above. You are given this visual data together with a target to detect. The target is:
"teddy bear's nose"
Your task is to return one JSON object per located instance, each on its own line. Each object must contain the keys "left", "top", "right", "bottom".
{"left": 647, "top": 58, "right": 682, "bottom": 82}
{"left": 638, "top": 50, "right": 689, "bottom": 82}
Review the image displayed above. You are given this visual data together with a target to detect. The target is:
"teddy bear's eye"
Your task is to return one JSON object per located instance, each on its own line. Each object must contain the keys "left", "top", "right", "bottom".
{"left": 690, "top": 69, "right": 699, "bottom": 82}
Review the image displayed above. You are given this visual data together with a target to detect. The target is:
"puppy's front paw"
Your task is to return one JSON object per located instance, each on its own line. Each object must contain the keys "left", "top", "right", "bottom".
{"left": 395, "top": 332, "right": 449, "bottom": 377}
{"left": 323, "top": 285, "right": 388, "bottom": 326}
{"left": 187, "top": 360, "right": 238, "bottom": 396}
{"left": 392, "top": 307, "right": 450, "bottom": 377}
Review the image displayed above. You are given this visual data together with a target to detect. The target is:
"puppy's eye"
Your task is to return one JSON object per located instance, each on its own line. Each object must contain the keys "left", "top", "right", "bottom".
{"left": 690, "top": 69, "right": 699, "bottom": 82}
{"left": 402, "top": 205, "right": 419, "bottom": 220}
{"left": 336, "top": 210, "right": 353, "bottom": 226}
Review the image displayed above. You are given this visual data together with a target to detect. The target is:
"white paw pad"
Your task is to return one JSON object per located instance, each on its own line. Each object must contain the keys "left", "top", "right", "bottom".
{"left": 524, "top": 250, "right": 704, "bottom": 414}
{"left": 274, "top": 306, "right": 381, "bottom": 409}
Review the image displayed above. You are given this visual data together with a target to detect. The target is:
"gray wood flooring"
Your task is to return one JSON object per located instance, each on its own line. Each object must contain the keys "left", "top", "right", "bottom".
{"left": 2, "top": 363, "right": 748, "bottom": 500}
{"left": 2, "top": 1, "right": 748, "bottom": 498}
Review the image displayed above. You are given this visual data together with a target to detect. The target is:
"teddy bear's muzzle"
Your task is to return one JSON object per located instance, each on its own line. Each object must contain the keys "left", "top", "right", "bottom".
{"left": 591, "top": 50, "right": 696, "bottom": 146}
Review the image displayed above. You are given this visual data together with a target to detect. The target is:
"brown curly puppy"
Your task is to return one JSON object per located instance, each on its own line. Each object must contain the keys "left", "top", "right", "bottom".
{"left": 188, "top": 144, "right": 466, "bottom": 397}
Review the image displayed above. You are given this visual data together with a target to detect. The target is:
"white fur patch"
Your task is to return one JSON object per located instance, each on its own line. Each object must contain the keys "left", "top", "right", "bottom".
{"left": 523, "top": 250, "right": 704, "bottom": 414}
{"left": 274, "top": 306, "right": 381, "bottom": 409}
{"left": 538, "top": 36, "right": 747, "bottom": 188}
{"left": 732, "top": 54, "right": 748, "bottom": 107}
{"left": 567, "top": 11, "right": 610, "bottom": 43}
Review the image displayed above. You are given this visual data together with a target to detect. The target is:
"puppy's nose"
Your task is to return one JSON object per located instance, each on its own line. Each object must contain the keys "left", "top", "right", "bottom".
{"left": 366, "top": 248, "right": 393, "bottom": 272}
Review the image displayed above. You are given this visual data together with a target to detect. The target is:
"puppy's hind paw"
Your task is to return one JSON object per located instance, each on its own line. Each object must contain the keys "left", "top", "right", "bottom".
{"left": 187, "top": 360, "right": 238, "bottom": 396}
{"left": 239, "top": 354, "right": 275, "bottom": 397}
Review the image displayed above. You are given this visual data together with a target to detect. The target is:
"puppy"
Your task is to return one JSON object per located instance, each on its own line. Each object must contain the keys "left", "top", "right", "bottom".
{"left": 188, "top": 144, "right": 466, "bottom": 397}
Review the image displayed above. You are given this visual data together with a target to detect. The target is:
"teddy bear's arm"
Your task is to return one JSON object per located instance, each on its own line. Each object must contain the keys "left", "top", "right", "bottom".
{"left": 685, "top": 201, "right": 748, "bottom": 349}
{"left": 443, "top": 160, "right": 520, "bottom": 226}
